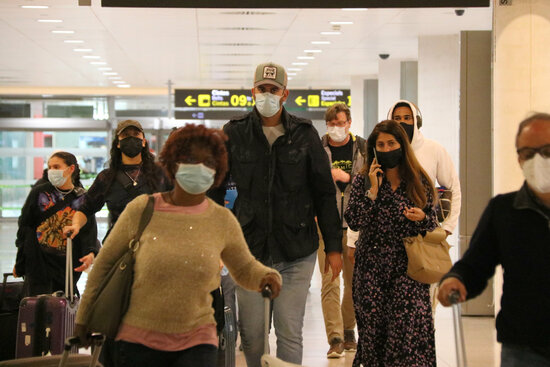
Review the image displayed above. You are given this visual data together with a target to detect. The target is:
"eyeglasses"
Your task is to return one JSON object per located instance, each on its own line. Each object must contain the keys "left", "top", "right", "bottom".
{"left": 517, "top": 144, "right": 550, "bottom": 160}
{"left": 180, "top": 156, "right": 217, "bottom": 169}
{"left": 327, "top": 120, "right": 349, "bottom": 127}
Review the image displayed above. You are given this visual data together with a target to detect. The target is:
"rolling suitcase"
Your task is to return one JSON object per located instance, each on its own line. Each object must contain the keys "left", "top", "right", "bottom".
{"left": 449, "top": 292, "right": 468, "bottom": 367}
{"left": 217, "top": 306, "right": 236, "bottom": 367}
{"left": 0, "top": 333, "right": 105, "bottom": 367}
{"left": 0, "top": 273, "right": 24, "bottom": 361}
{"left": 16, "top": 237, "right": 79, "bottom": 358}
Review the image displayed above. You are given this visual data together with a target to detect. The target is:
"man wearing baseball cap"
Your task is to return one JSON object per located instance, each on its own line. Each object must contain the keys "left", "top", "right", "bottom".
{"left": 212, "top": 62, "right": 343, "bottom": 367}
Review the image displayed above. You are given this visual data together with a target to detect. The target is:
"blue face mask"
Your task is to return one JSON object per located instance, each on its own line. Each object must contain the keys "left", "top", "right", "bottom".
{"left": 175, "top": 163, "right": 216, "bottom": 195}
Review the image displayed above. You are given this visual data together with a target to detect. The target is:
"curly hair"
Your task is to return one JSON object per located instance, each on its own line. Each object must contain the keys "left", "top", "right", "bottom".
{"left": 159, "top": 124, "right": 228, "bottom": 188}
{"left": 361, "top": 120, "right": 435, "bottom": 209}
{"left": 105, "top": 126, "right": 160, "bottom": 192}
{"left": 49, "top": 151, "right": 83, "bottom": 188}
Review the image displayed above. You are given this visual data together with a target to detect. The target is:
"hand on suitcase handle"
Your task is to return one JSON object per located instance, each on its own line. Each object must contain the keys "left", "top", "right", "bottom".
{"left": 259, "top": 272, "right": 282, "bottom": 299}
{"left": 437, "top": 277, "right": 467, "bottom": 307}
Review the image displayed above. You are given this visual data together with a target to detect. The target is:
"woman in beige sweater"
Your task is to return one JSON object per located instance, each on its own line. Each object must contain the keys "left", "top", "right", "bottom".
{"left": 74, "top": 124, "right": 282, "bottom": 367}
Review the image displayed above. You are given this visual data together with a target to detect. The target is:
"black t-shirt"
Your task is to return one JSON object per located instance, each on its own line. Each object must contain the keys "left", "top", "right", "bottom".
{"left": 328, "top": 138, "right": 353, "bottom": 193}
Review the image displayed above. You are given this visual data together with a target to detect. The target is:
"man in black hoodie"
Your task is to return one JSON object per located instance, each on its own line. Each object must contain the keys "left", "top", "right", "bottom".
{"left": 214, "top": 62, "right": 342, "bottom": 367}
{"left": 438, "top": 113, "right": 550, "bottom": 366}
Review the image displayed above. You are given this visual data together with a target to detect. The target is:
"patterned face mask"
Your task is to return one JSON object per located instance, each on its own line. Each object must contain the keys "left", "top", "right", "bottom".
{"left": 48, "top": 168, "right": 69, "bottom": 187}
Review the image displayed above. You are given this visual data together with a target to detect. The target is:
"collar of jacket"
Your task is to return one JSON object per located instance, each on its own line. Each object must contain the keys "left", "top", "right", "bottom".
{"left": 321, "top": 132, "right": 356, "bottom": 147}
{"left": 514, "top": 182, "right": 550, "bottom": 225}
{"left": 251, "top": 106, "right": 311, "bottom": 142}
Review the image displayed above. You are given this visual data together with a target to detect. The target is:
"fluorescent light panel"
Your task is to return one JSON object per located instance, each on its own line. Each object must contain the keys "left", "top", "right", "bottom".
{"left": 112, "top": 81, "right": 125, "bottom": 84}
{"left": 117, "top": 85, "right": 131, "bottom": 88}
{"left": 83, "top": 56, "right": 100, "bottom": 59}
{"left": 73, "top": 48, "right": 92, "bottom": 52}
{"left": 330, "top": 21, "right": 354, "bottom": 25}
{"left": 292, "top": 62, "right": 308, "bottom": 65}
{"left": 64, "top": 40, "right": 84, "bottom": 43}
{"left": 103, "top": 72, "right": 118, "bottom": 75}
{"left": 90, "top": 62, "right": 107, "bottom": 65}
{"left": 287, "top": 68, "right": 302, "bottom": 71}
{"left": 311, "top": 41, "right": 331, "bottom": 45}
{"left": 21, "top": 5, "right": 49, "bottom": 8}
{"left": 108, "top": 76, "right": 122, "bottom": 79}
{"left": 52, "top": 30, "right": 74, "bottom": 34}
{"left": 38, "top": 19, "right": 62, "bottom": 23}
{"left": 342, "top": 8, "right": 368, "bottom": 11}
{"left": 287, "top": 73, "right": 297, "bottom": 76}
{"left": 98, "top": 67, "right": 112, "bottom": 71}
{"left": 304, "top": 50, "right": 322, "bottom": 53}
{"left": 297, "top": 56, "right": 314, "bottom": 60}
{"left": 320, "top": 31, "right": 341, "bottom": 35}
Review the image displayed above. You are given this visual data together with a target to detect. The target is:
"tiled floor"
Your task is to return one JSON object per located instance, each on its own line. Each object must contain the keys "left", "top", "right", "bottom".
{"left": 0, "top": 219, "right": 500, "bottom": 367}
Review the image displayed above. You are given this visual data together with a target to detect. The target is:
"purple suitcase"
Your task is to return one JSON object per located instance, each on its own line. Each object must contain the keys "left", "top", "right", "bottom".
{"left": 16, "top": 237, "right": 79, "bottom": 358}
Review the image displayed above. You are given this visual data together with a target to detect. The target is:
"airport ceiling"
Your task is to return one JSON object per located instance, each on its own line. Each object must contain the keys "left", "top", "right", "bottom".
{"left": 0, "top": 0, "right": 492, "bottom": 91}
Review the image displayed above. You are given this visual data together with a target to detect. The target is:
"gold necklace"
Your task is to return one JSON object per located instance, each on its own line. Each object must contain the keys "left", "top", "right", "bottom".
{"left": 124, "top": 166, "right": 141, "bottom": 187}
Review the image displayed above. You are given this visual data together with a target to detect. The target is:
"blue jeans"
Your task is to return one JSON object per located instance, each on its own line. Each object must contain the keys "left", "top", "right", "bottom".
{"left": 117, "top": 341, "right": 217, "bottom": 367}
{"left": 501, "top": 343, "right": 550, "bottom": 367}
{"left": 236, "top": 251, "right": 317, "bottom": 367}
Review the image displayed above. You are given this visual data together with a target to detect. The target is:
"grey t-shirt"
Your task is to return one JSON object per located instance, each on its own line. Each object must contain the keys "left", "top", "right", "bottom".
{"left": 262, "top": 123, "right": 285, "bottom": 147}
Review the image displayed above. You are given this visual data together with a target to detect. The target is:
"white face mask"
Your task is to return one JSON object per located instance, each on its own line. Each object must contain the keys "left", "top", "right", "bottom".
{"left": 48, "top": 168, "right": 69, "bottom": 187}
{"left": 255, "top": 92, "right": 282, "bottom": 118}
{"left": 327, "top": 126, "right": 348, "bottom": 143}
{"left": 521, "top": 154, "right": 550, "bottom": 193}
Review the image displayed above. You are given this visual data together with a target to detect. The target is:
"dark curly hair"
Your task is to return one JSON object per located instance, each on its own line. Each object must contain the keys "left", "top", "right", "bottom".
{"left": 105, "top": 127, "right": 160, "bottom": 192}
{"left": 159, "top": 124, "right": 228, "bottom": 188}
{"left": 49, "top": 151, "right": 83, "bottom": 188}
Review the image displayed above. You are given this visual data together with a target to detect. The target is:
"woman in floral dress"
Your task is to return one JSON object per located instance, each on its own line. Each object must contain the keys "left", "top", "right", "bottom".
{"left": 344, "top": 120, "right": 438, "bottom": 367}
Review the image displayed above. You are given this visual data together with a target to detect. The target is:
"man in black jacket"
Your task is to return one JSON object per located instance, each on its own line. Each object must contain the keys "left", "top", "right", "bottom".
{"left": 216, "top": 62, "right": 342, "bottom": 367}
{"left": 438, "top": 113, "right": 550, "bottom": 366}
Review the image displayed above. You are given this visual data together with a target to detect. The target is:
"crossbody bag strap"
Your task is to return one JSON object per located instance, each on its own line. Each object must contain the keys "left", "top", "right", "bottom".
{"left": 38, "top": 191, "right": 78, "bottom": 223}
{"left": 134, "top": 195, "right": 155, "bottom": 242}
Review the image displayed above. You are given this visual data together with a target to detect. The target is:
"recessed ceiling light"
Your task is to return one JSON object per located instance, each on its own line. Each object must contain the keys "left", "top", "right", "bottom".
{"left": 83, "top": 55, "right": 101, "bottom": 59}
{"left": 74, "top": 48, "right": 92, "bottom": 52}
{"left": 112, "top": 81, "right": 125, "bottom": 84}
{"left": 330, "top": 21, "right": 354, "bottom": 25}
{"left": 98, "top": 67, "right": 112, "bottom": 71}
{"left": 292, "top": 62, "right": 308, "bottom": 66}
{"left": 108, "top": 76, "right": 122, "bottom": 79}
{"left": 288, "top": 73, "right": 297, "bottom": 76}
{"left": 288, "top": 77, "right": 293, "bottom": 80}
{"left": 38, "top": 19, "right": 63, "bottom": 23}
{"left": 297, "top": 56, "right": 315, "bottom": 60}
{"left": 303, "top": 50, "right": 322, "bottom": 53}
{"left": 117, "top": 84, "right": 131, "bottom": 88}
{"left": 90, "top": 61, "right": 107, "bottom": 65}
{"left": 342, "top": 8, "right": 368, "bottom": 11}
{"left": 311, "top": 41, "right": 331, "bottom": 45}
{"left": 103, "top": 72, "right": 118, "bottom": 75}
{"left": 288, "top": 68, "right": 302, "bottom": 71}
{"left": 52, "top": 30, "right": 74, "bottom": 34}
{"left": 21, "top": 5, "right": 49, "bottom": 9}
{"left": 64, "top": 40, "right": 84, "bottom": 43}
{"left": 320, "top": 31, "right": 341, "bottom": 35}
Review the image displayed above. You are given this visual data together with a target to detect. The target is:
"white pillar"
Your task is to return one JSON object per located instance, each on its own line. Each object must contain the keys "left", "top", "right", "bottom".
{"left": 350, "top": 75, "right": 366, "bottom": 137}
{"left": 377, "top": 59, "right": 401, "bottom": 121}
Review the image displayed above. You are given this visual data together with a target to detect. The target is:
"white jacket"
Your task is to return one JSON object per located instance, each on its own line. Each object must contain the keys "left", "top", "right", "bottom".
{"left": 387, "top": 100, "right": 461, "bottom": 234}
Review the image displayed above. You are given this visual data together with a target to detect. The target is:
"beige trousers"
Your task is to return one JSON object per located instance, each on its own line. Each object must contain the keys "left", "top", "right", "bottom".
{"left": 317, "top": 227, "right": 356, "bottom": 344}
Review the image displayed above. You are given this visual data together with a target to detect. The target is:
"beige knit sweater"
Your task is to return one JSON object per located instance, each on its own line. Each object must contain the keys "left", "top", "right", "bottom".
{"left": 76, "top": 194, "right": 281, "bottom": 333}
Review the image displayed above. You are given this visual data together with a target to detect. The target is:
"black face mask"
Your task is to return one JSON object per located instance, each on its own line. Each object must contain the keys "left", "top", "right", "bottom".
{"left": 400, "top": 123, "right": 414, "bottom": 143}
{"left": 119, "top": 136, "right": 143, "bottom": 158}
{"left": 376, "top": 148, "right": 402, "bottom": 169}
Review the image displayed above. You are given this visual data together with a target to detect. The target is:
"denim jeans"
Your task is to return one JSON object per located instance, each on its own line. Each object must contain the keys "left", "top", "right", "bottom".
{"left": 236, "top": 251, "right": 317, "bottom": 367}
{"left": 501, "top": 343, "right": 550, "bottom": 367}
{"left": 117, "top": 341, "right": 217, "bottom": 367}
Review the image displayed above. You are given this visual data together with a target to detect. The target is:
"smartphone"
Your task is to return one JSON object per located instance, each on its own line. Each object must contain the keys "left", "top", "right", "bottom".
{"left": 373, "top": 147, "right": 378, "bottom": 163}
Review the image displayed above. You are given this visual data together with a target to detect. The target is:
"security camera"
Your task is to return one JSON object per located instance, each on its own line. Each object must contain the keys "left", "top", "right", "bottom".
{"left": 379, "top": 54, "right": 390, "bottom": 60}
{"left": 455, "top": 9, "right": 465, "bottom": 16}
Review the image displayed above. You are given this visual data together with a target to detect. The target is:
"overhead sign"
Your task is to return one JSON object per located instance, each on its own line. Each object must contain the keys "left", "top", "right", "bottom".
{"left": 175, "top": 89, "right": 351, "bottom": 120}
{"left": 103, "top": 0, "right": 489, "bottom": 8}
{"left": 175, "top": 89, "right": 254, "bottom": 108}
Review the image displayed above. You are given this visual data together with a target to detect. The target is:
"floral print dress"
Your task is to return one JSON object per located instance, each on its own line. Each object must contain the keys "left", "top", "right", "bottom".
{"left": 344, "top": 174, "right": 437, "bottom": 367}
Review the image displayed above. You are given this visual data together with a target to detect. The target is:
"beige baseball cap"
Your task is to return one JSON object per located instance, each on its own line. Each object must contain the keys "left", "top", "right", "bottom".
{"left": 115, "top": 120, "right": 144, "bottom": 135}
{"left": 254, "top": 62, "right": 287, "bottom": 89}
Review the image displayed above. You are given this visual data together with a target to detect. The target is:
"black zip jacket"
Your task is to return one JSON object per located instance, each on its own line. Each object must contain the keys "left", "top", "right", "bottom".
{"left": 215, "top": 108, "right": 342, "bottom": 264}
{"left": 441, "top": 183, "right": 550, "bottom": 353}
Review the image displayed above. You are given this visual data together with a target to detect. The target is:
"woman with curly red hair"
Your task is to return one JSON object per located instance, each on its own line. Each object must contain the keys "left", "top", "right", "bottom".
{"left": 74, "top": 124, "right": 282, "bottom": 367}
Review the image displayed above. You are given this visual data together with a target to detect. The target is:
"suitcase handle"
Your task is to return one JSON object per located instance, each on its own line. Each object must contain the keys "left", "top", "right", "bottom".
{"left": 65, "top": 237, "right": 75, "bottom": 304}
{"left": 59, "top": 334, "right": 105, "bottom": 367}
{"left": 262, "top": 285, "right": 272, "bottom": 355}
{"left": 1, "top": 272, "right": 15, "bottom": 306}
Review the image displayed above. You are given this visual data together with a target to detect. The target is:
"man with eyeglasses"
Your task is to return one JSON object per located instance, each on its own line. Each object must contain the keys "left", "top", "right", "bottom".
{"left": 316, "top": 103, "right": 366, "bottom": 358}
{"left": 214, "top": 62, "right": 343, "bottom": 367}
{"left": 438, "top": 113, "right": 550, "bottom": 367}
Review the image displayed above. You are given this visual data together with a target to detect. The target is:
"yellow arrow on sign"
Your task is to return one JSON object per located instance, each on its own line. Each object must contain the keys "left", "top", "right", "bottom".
{"left": 185, "top": 95, "right": 197, "bottom": 106}
{"left": 295, "top": 96, "right": 306, "bottom": 106}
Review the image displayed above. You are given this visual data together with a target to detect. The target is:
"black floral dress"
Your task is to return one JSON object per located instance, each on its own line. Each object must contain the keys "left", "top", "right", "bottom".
{"left": 344, "top": 174, "right": 437, "bottom": 367}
